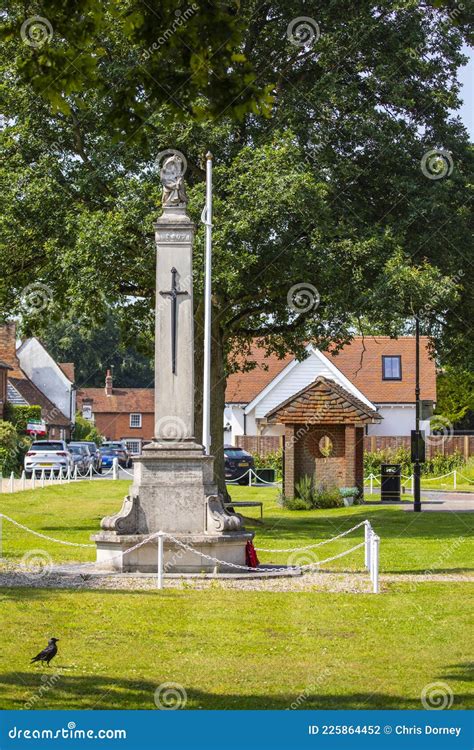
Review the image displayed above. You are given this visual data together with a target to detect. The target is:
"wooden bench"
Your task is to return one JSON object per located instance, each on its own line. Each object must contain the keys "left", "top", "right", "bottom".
{"left": 224, "top": 501, "right": 263, "bottom": 519}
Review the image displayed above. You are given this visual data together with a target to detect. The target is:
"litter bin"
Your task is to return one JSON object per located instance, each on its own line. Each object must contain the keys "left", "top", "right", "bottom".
{"left": 255, "top": 468, "right": 276, "bottom": 484}
{"left": 381, "top": 464, "right": 401, "bottom": 502}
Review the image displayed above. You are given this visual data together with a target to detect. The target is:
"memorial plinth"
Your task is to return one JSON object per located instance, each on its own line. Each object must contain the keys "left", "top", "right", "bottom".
{"left": 92, "top": 153, "right": 252, "bottom": 572}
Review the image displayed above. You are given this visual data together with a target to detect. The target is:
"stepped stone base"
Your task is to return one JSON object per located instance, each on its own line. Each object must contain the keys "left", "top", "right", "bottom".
{"left": 92, "top": 440, "right": 253, "bottom": 573}
{"left": 92, "top": 531, "right": 253, "bottom": 573}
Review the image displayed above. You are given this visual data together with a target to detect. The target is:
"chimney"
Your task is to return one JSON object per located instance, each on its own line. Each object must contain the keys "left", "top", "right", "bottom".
{"left": 0, "top": 322, "right": 21, "bottom": 375}
{"left": 105, "top": 369, "right": 113, "bottom": 396}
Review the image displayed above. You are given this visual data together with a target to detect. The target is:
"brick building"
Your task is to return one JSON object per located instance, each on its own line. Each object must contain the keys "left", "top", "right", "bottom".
{"left": 0, "top": 322, "right": 74, "bottom": 438}
{"left": 225, "top": 336, "right": 437, "bottom": 444}
{"left": 266, "top": 376, "right": 381, "bottom": 497}
{"left": 0, "top": 360, "right": 8, "bottom": 419}
{"left": 77, "top": 371, "right": 154, "bottom": 455}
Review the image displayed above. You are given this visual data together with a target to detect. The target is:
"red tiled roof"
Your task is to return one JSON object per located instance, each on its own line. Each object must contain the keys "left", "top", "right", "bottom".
{"left": 323, "top": 337, "right": 436, "bottom": 403}
{"left": 59, "top": 363, "right": 75, "bottom": 382}
{"left": 8, "top": 376, "right": 71, "bottom": 426}
{"left": 77, "top": 388, "right": 154, "bottom": 413}
{"left": 225, "top": 337, "right": 436, "bottom": 405}
{"left": 226, "top": 347, "right": 294, "bottom": 403}
{"left": 266, "top": 376, "right": 382, "bottom": 424}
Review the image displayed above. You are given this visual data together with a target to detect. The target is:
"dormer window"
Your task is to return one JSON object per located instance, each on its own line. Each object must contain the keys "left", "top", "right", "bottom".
{"left": 382, "top": 355, "right": 402, "bottom": 381}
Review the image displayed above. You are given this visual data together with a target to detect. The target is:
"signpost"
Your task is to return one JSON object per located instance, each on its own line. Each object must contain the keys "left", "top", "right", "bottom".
{"left": 26, "top": 420, "right": 47, "bottom": 437}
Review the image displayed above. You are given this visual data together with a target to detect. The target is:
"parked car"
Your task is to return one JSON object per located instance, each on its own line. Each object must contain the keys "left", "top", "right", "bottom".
{"left": 100, "top": 445, "right": 125, "bottom": 469}
{"left": 68, "top": 444, "right": 93, "bottom": 474}
{"left": 224, "top": 445, "right": 255, "bottom": 484}
{"left": 101, "top": 441, "right": 132, "bottom": 468}
{"left": 24, "top": 440, "right": 74, "bottom": 478}
{"left": 70, "top": 441, "right": 102, "bottom": 474}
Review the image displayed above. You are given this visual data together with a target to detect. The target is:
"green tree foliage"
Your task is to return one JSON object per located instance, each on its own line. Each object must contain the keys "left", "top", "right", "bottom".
{"left": 72, "top": 414, "right": 104, "bottom": 445}
{"left": 2, "top": 1, "right": 271, "bottom": 127}
{"left": 4, "top": 404, "right": 42, "bottom": 433}
{"left": 41, "top": 311, "right": 154, "bottom": 387}
{"left": 436, "top": 368, "right": 474, "bottom": 427}
{"left": 0, "top": 420, "right": 20, "bottom": 475}
{"left": 1, "top": 1, "right": 472, "bottom": 488}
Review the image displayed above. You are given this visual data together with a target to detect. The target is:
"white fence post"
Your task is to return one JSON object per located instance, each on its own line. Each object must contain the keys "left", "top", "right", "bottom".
{"left": 364, "top": 521, "right": 371, "bottom": 570}
{"left": 41, "top": 469, "right": 45, "bottom": 488}
{"left": 371, "top": 534, "right": 380, "bottom": 594}
{"left": 248, "top": 468, "right": 252, "bottom": 487}
{"left": 21, "top": 470, "right": 26, "bottom": 491}
{"left": 113, "top": 458, "right": 118, "bottom": 480}
{"left": 410, "top": 474, "right": 414, "bottom": 494}
{"left": 74, "top": 466, "right": 78, "bottom": 481}
{"left": 89, "top": 464, "right": 93, "bottom": 480}
{"left": 157, "top": 532, "right": 164, "bottom": 589}
{"left": 32, "top": 472, "right": 36, "bottom": 490}
{"left": 67, "top": 466, "right": 71, "bottom": 483}
{"left": 366, "top": 522, "right": 372, "bottom": 572}
{"left": 59, "top": 467, "right": 63, "bottom": 484}
{"left": 9, "top": 472, "right": 14, "bottom": 493}
{"left": 453, "top": 470, "right": 457, "bottom": 490}
{"left": 369, "top": 473, "right": 373, "bottom": 495}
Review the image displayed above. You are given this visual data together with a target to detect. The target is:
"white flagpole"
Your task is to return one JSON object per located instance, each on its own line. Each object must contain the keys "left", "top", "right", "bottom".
{"left": 202, "top": 152, "right": 213, "bottom": 455}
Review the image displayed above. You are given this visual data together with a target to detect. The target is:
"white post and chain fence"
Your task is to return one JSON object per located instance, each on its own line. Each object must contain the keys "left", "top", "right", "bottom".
{"left": 0, "top": 513, "right": 380, "bottom": 593}
{"left": 1, "top": 463, "right": 472, "bottom": 494}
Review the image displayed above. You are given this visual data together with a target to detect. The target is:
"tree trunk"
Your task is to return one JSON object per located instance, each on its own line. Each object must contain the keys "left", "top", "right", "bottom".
{"left": 194, "top": 300, "right": 229, "bottom": 499}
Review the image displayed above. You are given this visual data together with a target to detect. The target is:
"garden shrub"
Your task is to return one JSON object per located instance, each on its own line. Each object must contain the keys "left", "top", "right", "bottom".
{"left": 313, "top": 486, "right": 344, "bottom": 509}
{"left": 281, "top": 477, "right": 345, "bottom": 510}
{"left": 72, "top": 414, "right": 104, "bottom": 444}
{"left": 253, "top": 448, "right": 282, "bottom": 475}
{"left": 4, "top": 404, "right": 41, "bottom": 433}
{"left": 0, "top": 420, "right": 20, "bottom": 475}
{"left": 281, "top": 495, "right": 313, "bottom": 511}
{"left": 364, "top": 447, "right": 465, "bottom": 477}
{"left": 295, "top": 475, "right": 313, "bottom": 504}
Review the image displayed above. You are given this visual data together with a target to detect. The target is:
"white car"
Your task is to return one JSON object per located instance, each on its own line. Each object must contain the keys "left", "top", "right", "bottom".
{"left": 24, "top": 440, "right": 74, "bottom": 478}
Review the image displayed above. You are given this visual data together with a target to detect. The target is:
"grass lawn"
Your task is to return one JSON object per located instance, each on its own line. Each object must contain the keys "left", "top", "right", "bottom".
{"left": 0, "top": 480, "right": 472, "bottom": 710}
{"left": 0, "top": 481, "right": 472, "bottom": 572}
{"left": 0, "top": 583, "right": 472, "bottom": 710}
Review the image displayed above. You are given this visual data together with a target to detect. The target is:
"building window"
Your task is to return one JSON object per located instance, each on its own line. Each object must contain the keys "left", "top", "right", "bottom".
{"left": 382, "top": 355, "right": 402, "bottom": 381}
{"left": 82, "top": 404, "right": 92, "bottom": 420}
{"left": 126, "top": 439, "right": 142, "bottom": 456}
{"left": 130, "top": 413, "right": 142, "bottom": 428}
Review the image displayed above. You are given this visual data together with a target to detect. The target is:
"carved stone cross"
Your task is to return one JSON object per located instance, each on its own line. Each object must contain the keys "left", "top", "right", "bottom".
{"left": 159, "top": 267, "right": 188, "bottom": 374}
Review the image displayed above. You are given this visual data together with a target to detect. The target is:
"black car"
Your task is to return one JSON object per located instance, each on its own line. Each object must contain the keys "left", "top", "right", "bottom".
{"left": 224, "top": 445, "right": 254, "bottom": 484}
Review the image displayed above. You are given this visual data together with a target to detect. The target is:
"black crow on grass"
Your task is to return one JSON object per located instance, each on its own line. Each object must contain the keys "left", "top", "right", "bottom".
{"left": 30, "top": 638, "right": 59, "bottom": 666}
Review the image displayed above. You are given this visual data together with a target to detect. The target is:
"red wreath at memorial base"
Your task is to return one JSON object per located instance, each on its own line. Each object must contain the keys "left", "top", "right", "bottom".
{"left": 245, "top": 541, "right": 260, "bottom": 568}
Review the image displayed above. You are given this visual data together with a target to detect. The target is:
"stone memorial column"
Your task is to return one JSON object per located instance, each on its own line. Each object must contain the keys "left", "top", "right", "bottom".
{"left": 92, "top": 151, "right": 252, "bottom": 572}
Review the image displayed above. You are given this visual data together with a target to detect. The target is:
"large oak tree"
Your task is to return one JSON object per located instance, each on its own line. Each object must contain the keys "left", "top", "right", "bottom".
{"left": 1, "top": 1, "right": 472, "bottom": 491}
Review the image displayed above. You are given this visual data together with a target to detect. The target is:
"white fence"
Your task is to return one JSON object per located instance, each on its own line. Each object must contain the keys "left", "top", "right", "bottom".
{"left": 0, "top": 513, "right": 380, "bottom": 593}
{"left": 2, "top": 462, "right": 471, "bottom": 496}
{"left": 364, "top": 469, "right": 474, "bottom": 493}
{"left": 0, "top": 459, "right": 127, "bottom": 493}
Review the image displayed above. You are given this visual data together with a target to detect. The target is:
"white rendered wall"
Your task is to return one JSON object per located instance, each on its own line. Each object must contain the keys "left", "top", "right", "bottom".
{"left": 367, "top": 405, "right": 431, "bottom": 437}
{"left": 252, "top": 350, "right": 373, "bottom": 419}
{"left": 17, "top": 338, "right": 74, "bottom": 421}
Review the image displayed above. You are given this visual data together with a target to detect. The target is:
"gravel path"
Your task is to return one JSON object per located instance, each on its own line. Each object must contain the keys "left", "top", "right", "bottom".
{"left": 0, "top": 567, "right": 471, "bottom": 595}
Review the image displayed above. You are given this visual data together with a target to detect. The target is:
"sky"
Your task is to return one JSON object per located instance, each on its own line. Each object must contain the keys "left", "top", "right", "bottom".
{"left": 456, "top": 45, "right": 473, "bottom": 138}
